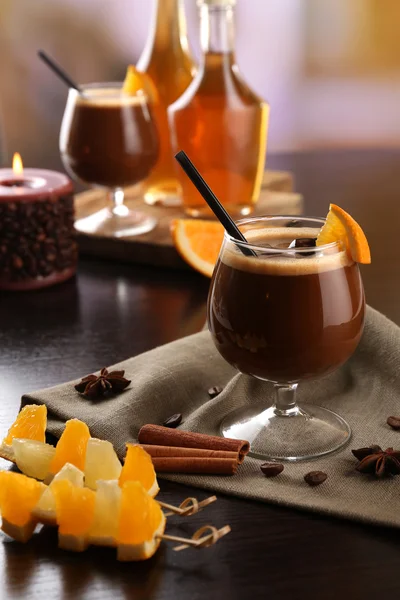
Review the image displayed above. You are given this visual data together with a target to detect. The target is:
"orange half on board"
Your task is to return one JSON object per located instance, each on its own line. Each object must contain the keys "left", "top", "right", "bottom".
{"left": 171, "top": 219, "right": 225, "bottom": 278}
{"left": 317, "top": 204, "right": 371, "bottom": 264}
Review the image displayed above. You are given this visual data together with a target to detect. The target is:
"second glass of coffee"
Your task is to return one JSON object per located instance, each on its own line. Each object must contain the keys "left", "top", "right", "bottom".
{"left": 60, "top": 83, "right": 159, "bottom": 237}
{"left": 207, "top": 216, "right": 365, "bottom": 461}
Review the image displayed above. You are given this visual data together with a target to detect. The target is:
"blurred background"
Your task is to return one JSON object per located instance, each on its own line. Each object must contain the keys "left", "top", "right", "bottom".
{"left": 1, "top": 0, "right": 400, "bottom": 171}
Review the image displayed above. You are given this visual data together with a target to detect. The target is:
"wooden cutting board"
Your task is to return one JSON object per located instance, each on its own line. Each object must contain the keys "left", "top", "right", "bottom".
{"left": 74, "top": 170, "right": 302, "bottom": 270}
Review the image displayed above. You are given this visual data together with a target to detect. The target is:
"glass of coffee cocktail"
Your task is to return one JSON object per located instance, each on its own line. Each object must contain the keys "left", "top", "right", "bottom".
{"left": 207, "top": 215, "right": 366, "bottom": 461}
{"left": 60, "top": 82, "right": 159, "bottom": 237}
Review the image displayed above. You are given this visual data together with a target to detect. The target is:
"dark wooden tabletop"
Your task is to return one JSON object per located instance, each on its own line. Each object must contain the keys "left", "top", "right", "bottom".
{"left": 1, "top": 148, "right": 399, "bottom": 600}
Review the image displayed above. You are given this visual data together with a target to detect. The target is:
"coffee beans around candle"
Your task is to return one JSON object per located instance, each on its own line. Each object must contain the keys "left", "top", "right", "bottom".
{"left": 0, "top": 194, "right": 77, "bottom": 290}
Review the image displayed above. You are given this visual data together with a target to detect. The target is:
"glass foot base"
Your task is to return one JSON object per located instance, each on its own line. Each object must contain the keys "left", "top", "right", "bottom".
{"left": 185, "top": 204, "right": 253, "bottom": 218}
{"left": 221, "top": 403, "right": 351, "bottom": 462}
{"left": 144, "top": 192, "right": 182, "bottom": 208}
{"left": 74, "top": 208, "right": 157, "bottom": 238}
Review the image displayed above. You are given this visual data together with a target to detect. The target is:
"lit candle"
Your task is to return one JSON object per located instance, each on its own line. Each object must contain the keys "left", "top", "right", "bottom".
{"left": 0, "top": 154, "right": 77, "bottom": 291}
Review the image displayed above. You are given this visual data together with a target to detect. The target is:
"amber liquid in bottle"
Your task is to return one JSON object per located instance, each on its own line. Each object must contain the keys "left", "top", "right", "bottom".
{"left": 168, "top": 0, "right": 269, "bottom": 217}
{"left": 137, "top": 0, "right": 195, "bottom": 206}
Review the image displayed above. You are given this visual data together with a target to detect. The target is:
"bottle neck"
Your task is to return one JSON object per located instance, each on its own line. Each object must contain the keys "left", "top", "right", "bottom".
{"left": 142, "top": 0, "right": 188, "bottom": 56}
{"left": 200, "top": 4, "right": 235, "bottom": 55}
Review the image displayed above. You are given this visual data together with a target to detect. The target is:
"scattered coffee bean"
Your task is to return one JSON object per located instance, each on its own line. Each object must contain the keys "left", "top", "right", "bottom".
{"left": 208, "top": 386, "right": 223, "bottom": 399}
{"left": 162, "top": 413, "right": 182, "bottom": 428}
{"left": 387, "top": 416, "right": 400, "bottom": 430}
{"left": 304, "top": 471, "right": 327, "bottom": 487}
{"left": 260, "top": 462, "right": 284, "bottom": 477}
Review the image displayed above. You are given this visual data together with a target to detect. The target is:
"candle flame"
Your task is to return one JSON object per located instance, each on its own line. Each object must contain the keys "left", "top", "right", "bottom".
{"left": 12, "top": 153, "right": 24, "bottom": 177}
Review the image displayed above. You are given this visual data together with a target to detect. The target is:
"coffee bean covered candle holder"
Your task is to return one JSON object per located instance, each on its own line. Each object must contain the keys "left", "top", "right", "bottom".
{"left": 0, "top": 157, "right": 78, "bottom": 291}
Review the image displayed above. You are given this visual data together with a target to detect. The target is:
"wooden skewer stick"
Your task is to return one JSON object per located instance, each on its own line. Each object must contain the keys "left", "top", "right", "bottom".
{"left": 158, "top": 495, "right": 217, "bottom": 517}
{"left": 158, "top": 533, "right": 204, "bottom": 548}
{"left": 157, "top": 524, "right": 231, "bottom": 552}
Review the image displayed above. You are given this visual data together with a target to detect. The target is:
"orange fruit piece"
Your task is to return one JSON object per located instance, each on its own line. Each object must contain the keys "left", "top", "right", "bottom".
{"left": 117, "top": 481, "right": 165, "bottom": 561}
{"left": 33, "top": 463, "right": 84, "bottom": 526}
{"left": 119, "top": 444, "right": 159, "bottom": 497}
{"left": 122, "top": 65, "right": 159, "bottom": 103}
{"left": 317, "top": 204, "right": 371, "bottom": 264}
{"left": 48, "top": 419, "right": 90, "bottom": 478}
{"left": 52, "top": 479, "right": 96, "bottom": 552}
{"left": 171, "top": 219, "right": 225, "bottom": 278}
{"left": 2, "top": 404, "right": 47, "bottom": 450}
{"left": 0, "top": 471, "right": 45, "bottom": 542}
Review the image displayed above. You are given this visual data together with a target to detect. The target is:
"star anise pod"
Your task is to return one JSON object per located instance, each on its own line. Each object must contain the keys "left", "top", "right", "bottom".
{"left": 75, "top": 367, "right": 131, "bottom": 399}
{"left": 352, "top": 445, "right": 400, "bottom": 477}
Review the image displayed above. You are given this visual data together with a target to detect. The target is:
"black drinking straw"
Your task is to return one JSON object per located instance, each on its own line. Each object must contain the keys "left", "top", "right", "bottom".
{"left": 174, "top": 151, "right": 256, "bottom": 257}
{"left": 38, "top": 50, "right": 84, "bottom": 95}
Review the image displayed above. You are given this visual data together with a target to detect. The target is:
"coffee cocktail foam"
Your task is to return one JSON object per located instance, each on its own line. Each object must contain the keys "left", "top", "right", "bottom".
{"left": 78, "top": 88, "right": 149, "bottom": 107}
{"left": 222, "top": 227, "right": 353, "bottom": 276}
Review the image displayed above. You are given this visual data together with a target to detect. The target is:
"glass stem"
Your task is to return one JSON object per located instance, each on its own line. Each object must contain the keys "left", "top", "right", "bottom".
{"left": 273, "top": 383, "right": 301, "bottom": 417}
{"left": 109, "top": 188, "right": 129, "bottom": 217}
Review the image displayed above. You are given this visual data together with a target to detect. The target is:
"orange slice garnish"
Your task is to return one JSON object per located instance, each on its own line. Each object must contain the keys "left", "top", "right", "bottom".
{"left": 122, "top": 65, "right": 159, "bottom": 103}
{"left": 171, "top": 218, "right": 225, "bottom": 278}
{"left": 317, "top": 204, "right": 371, "bottom": 264}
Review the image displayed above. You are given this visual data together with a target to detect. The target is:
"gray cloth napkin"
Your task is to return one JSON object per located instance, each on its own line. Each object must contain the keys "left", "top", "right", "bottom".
{"left": 22, "top": 306, "right": 400, "bottom": 529}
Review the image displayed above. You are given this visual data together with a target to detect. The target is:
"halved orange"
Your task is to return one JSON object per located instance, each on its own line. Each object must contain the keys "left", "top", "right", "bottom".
{"left": 52, "top": 479, "right": 96, "bottom": 552}
{"left": 48, "top": 419, "right": 90, "bottom": 479}
{"left": 0, "top": 405, "right": 47, "bottom": 461}
{"left": 171, "top": 219, "right": 224, "bottom": 277}
{"left": 117, "top": 481, "right": 165, "bottom": 561}
{"left": 317, "top": 204, "right": 371, "bottom": 264}
{"left": 119, "top": 444, "right": 159, "bottom": 497}
{"left": 0, "top": 471, "right": 46, "bottom": 542}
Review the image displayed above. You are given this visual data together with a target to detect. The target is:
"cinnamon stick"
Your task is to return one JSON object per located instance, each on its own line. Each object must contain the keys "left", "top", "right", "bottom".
{"left": 138, "top": 425, "right": 250, "bottom": 463}
{"left": 140, "top": 444, "right": 238, "bottom": 460}
{"left": 151, "top": 457, "right": 238, "bottom": 475}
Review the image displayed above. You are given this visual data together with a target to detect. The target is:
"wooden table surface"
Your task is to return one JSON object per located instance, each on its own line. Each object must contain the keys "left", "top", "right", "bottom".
{"left": 0, "top": 149, "right": 399, "bottom": 600}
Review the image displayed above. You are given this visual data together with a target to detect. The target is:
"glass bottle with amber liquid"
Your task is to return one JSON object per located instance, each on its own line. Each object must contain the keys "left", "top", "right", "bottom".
{"left": 168, "top": 0, "right": 269, "bottom": 217}
{"left": 137, "top": 0, "right": 195, "bottom": 206}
